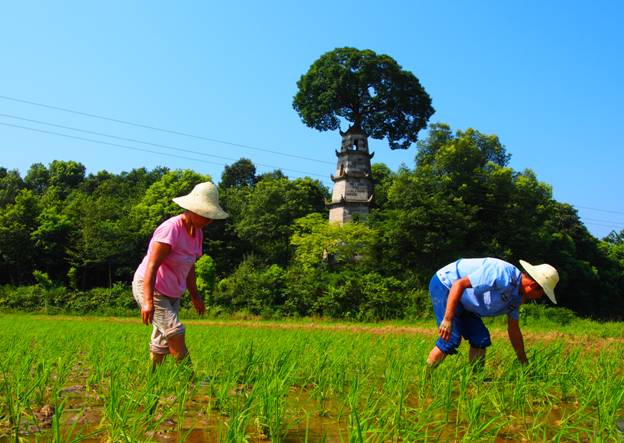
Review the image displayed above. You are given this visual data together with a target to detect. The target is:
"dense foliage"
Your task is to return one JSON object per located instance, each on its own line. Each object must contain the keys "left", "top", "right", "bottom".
{"left": 293, "top": 47, "right": 435, "bottom": 149}
{"left": 0, "top": 123, "right": 622, "bottom": 319}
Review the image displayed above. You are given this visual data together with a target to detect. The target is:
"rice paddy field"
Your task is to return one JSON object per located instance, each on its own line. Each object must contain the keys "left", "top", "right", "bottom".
{"left": 0, "top": 314, "right": 622, "bottom": 442}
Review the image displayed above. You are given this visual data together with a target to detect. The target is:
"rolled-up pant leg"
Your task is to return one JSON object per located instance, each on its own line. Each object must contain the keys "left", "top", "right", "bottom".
{"left": 429, "top": 274, "right": 463, "bottom": 355}
{"left": 132, "top": 279, "right": 186, "bottom": 355}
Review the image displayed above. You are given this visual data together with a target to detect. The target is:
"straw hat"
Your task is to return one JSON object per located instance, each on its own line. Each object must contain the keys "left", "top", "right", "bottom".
{"left": 172, "top": 182, "right": 229, "bottom": 220}
{"left": 519, "top": 260, "right": 559, "bottom": 304}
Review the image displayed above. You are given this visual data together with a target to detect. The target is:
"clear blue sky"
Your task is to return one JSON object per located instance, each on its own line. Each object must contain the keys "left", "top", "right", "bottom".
{"left": 1, "top": 1, "right": 622, "bottom": 238}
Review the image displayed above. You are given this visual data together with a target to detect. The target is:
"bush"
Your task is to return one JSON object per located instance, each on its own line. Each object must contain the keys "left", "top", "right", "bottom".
{"left": 195, "top": 255, "right": 216, "bottom": 299}
{"left": 0, "top": 282, "right": 135, "bottom": 315}
{"left": 212, "top": 257, "right": 287, "bottom": 315}
{"left": 311, "top": 271, "right": 415, "bottom": 321}
{"left": 0, "top": 285, "right": 45, "bottom": 311}
{"left": 402, "top": 287, "right": 434, "bottom": 320}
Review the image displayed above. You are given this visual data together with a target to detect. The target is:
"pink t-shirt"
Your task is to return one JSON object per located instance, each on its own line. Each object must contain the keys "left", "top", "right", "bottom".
{"left": 134, "top": 215, "right": 203, "bottom": 298}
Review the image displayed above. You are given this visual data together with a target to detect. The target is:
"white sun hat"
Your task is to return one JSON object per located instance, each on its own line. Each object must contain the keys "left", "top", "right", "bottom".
{"left": 519, "top": 260, "right": 559, "bottom": 304}
{"left": 172, "top": 182, "right": 229, "bottom": 220}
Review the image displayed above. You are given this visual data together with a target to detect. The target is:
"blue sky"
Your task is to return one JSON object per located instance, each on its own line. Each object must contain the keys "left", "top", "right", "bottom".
{"left": 0, "top": 1, "right": 622, "bottom": 238}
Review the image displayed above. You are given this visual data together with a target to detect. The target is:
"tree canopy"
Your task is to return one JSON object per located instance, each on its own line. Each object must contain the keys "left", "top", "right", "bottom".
{"left": 0, "top": 138, "right": 622, "bottom": 320}
{"left": 293, "top": 47, "right": 435, "bottom": 149}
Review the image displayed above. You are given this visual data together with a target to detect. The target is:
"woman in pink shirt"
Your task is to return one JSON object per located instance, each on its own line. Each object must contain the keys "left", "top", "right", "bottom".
{"left": 133, "top": 182, "right": 229, "bottom": 367}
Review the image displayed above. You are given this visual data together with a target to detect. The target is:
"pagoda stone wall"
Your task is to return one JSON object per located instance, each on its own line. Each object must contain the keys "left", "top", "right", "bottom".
{"left": 328, "top": 132, "right": 374, "bottom": 224}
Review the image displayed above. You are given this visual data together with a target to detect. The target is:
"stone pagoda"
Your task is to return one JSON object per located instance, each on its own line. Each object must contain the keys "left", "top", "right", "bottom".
{"left": 328, "top": 129, "right": 374, "bottom": 224}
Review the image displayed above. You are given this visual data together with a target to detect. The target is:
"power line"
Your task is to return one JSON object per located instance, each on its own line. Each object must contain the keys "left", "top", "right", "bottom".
{"left": 0, "top": 112, "right": 329, "bottom": 175}
{"left": 581, "top": 217, "right": 623, "bottom": 227}
{"left": 575, "top": 205, "right": 624, "bottom": 216}
{"left": 1, "top": 117, "right": 620, "bottom": 231}
{"left": 454, "top": 201, "right": 623, "bottom": 228}
{"left": 0, "top": 94, "right": 334, "bottom": 165}
{"left": 583, "top": 222, "right": 622, "bottom": 232}
{"left": 2, "top": 95, "right": 622, "bottom": 224}
{"left": 0, "top": 121, "right": 328, "bottom": 179}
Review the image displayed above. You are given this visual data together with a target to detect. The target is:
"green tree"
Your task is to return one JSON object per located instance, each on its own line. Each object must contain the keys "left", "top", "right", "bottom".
{"left": 288, "top": 213, "right": 413, "bottom": 319}
{"left": 234, "top": 177, "right": 328, "bottom": 265}
{"left": 31, "top": 206, "right": 73, "bottom": 281}
{"left": 195, "top": 255, "right": 216, "bottom": 300}
{"left": 220, "top": 158, "right": 256, "bottom": 189}
{"left": 290, "top": 213, "right": 377, "bottom": 271}
{"left": 65, "top": 191, "right": 137, "bottom": 288}
{"left": 48, "top": 160, "right": 86, "bottom": 198}
{"left": 204, "top": 185, "right": 252, "bottom": 276}
{"left": 0, "top": 189, "right": 40, "bottom": 283}
{"left": 293, "top": 47, "right": 435, "bottom": 149}
{"left": 370, "top": 162, "right": 394, "bottom": 209}
{"left": 601, "top": 230, "right": 624, "bottom": 286}
{"left": 0, "top": 167, "right": 25, "bottom": 207}
{"left": 256, "top": 169, "right": 286, "bottom": 183}
{"left": 24, "top": 162, "right": 50, "bottom": 194}
{"left": 213, "top": 256, "right": 287, "bottom": 315}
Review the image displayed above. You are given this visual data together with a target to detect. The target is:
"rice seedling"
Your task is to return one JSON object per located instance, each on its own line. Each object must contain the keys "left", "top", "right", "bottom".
{"left": 0, "top": 313, "right": 622, "bottom": 441}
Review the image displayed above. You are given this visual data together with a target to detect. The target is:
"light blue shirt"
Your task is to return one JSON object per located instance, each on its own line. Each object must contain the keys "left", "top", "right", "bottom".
{"left": 436, "top": 258, "right": 523, "bottom": 320}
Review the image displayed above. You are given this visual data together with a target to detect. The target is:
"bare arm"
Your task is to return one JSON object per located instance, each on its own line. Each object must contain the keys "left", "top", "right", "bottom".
{"left": 439, "top": 276, "right": 472, "bottom": 341}
{"left": 186, "top": 264, "right": 205, "bottom": 316}
{"left": 141, "top": 241, "right": 171, "bottom": 325}
{"left": 507, "top": 317, "right": 528, "bottom": 364}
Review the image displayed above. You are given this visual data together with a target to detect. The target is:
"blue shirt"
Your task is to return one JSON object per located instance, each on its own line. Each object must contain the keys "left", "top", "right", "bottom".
{"left": 436, "top": 258, "right": 523, "bottom": 320}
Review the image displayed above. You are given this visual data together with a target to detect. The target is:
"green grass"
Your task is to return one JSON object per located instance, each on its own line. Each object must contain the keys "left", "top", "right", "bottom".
{"left": 0, "top": 313, "right": 622, "bottom": 442}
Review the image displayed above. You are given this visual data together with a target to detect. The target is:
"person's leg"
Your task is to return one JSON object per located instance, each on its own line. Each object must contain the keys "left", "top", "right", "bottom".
{"left": 427, "top": 275, "right": 463, "bottom": 367}
{"left": 469, "top": 346, "right": 486, "bottom": 368}
{"left": 426, "top": 346, "right": 447, "bottom": 367}
{"left": 167, "top": 333, "right": 189, "bottom": 362}
{"left": 150, "top": 351, "right": 166, "bottom": 365}
{"left": 134, "top": 279, "right": 169, "bottom": 368}
{"left": 462, "top": 313, "right": 491, "bottom": 370}
{"left": 149, "top": 322, "right": 170, "bottom": 369}
{"left": 161, "top": 297, "right": 191, "bottom": 367}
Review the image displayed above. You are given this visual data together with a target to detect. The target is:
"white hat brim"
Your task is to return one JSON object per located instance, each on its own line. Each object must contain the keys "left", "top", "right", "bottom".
{"left": 172, "top": 196, "right": 230, "bottom": 219}
{"left": 519, "top": 259, "right": 557, "bottom": 304}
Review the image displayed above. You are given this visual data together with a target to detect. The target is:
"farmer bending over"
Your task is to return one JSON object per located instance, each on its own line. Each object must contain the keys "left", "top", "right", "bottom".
{"left": 133, "top": 182, "right": 229, "bottom": 368}
{"left": 426, "top": 258, "right": 559, "bottom": 368}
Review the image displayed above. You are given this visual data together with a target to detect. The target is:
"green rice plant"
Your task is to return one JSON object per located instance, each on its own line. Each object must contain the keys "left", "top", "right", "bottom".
{"left": 222, "top": 383, "right": 255, "bottom": 442}
{"left": 255, "top": 347, "right": 297, "bottom": 440}
{"left": 100, "top": 366, "right": 168, "bottom": 442}
{"left": 0, "top": 314, "right": 622, "bottom": 441}
{"left": 0, "top": 351, "right": 45, "bottom": 440}
{"left": 50, "top": 398, "right": 101, "bottom": 443}
{"left": 31, "top": 360, "right": 53, "bottom": 406}
{"left": 345, "top": 372, "right": 384, "bottom": 442}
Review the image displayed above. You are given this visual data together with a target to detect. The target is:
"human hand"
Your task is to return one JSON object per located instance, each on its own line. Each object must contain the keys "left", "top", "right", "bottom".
{"left": 141, "top": 301, "right": 154, "bottom": 325}
{"left": 192, "top": 296, "right": 205, "bottom": 316}
{"left": 439, "top": 319, "right": 452, "bottom": 341}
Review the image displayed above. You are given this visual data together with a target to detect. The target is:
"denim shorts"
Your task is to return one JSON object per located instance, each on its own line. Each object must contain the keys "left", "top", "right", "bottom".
{"left": 429, "top": 274, "right": 491, "bottom": 355}
{"left": 132, "top": 278, "right": 186, "bottom": 355}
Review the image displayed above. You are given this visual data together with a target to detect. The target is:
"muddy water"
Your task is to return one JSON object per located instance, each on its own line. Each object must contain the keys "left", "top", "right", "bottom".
{"left": 1, "top": 384, "right": 348, "bottom": 442}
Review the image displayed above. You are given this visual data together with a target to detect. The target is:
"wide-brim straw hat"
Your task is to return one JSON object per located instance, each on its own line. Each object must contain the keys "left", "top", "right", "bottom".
{"left": 519, "top": 260, "right": 559, "bottom": 304}
{"left": 172, "top": 182, "right": 229, "bottom": 220}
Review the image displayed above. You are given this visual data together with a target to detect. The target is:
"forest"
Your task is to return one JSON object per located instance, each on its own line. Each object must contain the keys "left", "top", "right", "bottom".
{"left": 1, "top": 123, "right": 623, "bottom": 320}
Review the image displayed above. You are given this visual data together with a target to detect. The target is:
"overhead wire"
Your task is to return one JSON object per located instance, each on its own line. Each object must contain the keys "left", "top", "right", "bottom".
{"left": 0, "top": 94, "right": 334, "bottom": 165}
{"left": 0, "top": 121, "right": 328, "bottom": 179}
{"left": 574, "top": 205, "right": 624, "bottom": 216}
{"left": 0, "top": 112, "right": 329, "bottom": 177}
{"left": 0, "top": 94, "right": 621, "bottom": 230}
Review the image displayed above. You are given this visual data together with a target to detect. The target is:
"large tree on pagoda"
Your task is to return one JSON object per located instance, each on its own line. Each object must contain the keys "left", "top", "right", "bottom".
{"left": 293, "top": 47, "right": 435, "bottom": 149}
